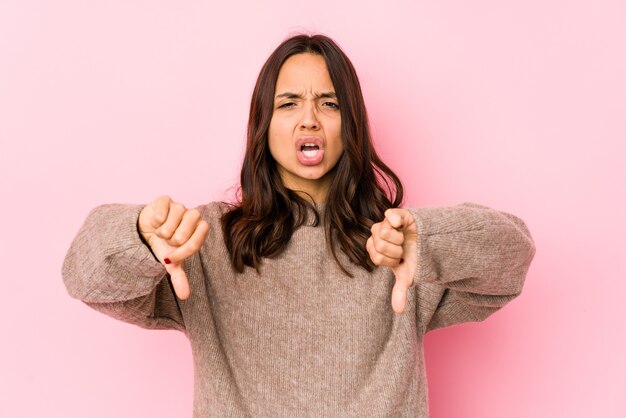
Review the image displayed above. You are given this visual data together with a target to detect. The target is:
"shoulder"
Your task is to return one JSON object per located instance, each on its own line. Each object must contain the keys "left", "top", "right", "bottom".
{"left": 196, "top": 201, "right": 234, "bottom": 220}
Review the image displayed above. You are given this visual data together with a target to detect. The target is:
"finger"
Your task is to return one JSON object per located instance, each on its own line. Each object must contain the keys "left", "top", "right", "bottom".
{"left": 367, "top": 236, "right": 403, "bottom": 266}
{"left": 376, "top": 220, "right": 404, "bottom": 246}
{"left": 149, "top": 195, "right": 173, "bottom": 229}
{"left": 165, "top": 219, "right": 209, "bottom": 264}
{"left": 372, "top": 235, "right": 403, "bottom": 260}
{"left": 367, "top": 236, "right": 386, "bottom": 265}
{"left": 391, "top": 279, "right": 410, "bottom": 314}
{"left": 365, "top": 236, "right": 376, "bottom": 261}
{"left": 165, "top": 262, "right": 190, "bottom": 300}
{"left": 168, "top": 208, "right": 202, "bottom": 246}
{"left": 370, "top": 223, "right": 403, "bottom": 260}
{"left": 156, "top": 202, "right": 186, "bottom": 240}
{"left": 384, "top": 208, "right": 413, "bottom": 231}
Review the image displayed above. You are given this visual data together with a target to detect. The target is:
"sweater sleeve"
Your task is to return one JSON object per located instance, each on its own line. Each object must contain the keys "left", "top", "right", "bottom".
{"left": 408, "top": 203, "right": 536, "bottom": 334}
{"left": 62, "top": 204, "right": 185, "bottom": 331}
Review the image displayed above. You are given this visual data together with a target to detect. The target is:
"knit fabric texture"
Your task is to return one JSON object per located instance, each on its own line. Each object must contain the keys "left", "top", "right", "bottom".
{"left": 62, "top": 202, "right": 535, "bottom": 417}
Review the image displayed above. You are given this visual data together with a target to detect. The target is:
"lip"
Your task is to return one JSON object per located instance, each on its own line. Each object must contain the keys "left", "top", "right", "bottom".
{"left": 295, "top": 136, "right": 325, "bottom": 151}
{"left": 295, "top": 136, "right": 325, "bottom": 166}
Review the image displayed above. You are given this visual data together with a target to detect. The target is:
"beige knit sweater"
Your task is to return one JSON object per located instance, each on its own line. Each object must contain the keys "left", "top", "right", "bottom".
{"left": 62, "top": 202, "right": 535, "bottom": 417}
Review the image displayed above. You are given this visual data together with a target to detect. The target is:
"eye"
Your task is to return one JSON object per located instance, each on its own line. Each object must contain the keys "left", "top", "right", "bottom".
{"left": 323, "top": 101, "right": 340, "bottom": 110}
{"left": 278, "top": 102, "right": 296, "bottom": 109}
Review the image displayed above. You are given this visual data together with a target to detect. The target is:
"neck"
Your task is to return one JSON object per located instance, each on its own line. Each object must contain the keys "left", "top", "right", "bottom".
{"left": 279, "top": 173, "right": 333, "bottom": 203}
{"left": 291, "top": 185, "right": 329, "bottom": 203}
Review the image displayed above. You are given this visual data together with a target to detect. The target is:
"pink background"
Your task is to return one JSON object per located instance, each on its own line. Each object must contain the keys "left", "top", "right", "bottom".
{"left": 1, "top": 1, "right": 625, "bottom": 417}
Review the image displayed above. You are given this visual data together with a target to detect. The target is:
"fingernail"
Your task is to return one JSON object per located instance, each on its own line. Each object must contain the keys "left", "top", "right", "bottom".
{"left": 164, "top": 258, "right": 171, "bottom": 265}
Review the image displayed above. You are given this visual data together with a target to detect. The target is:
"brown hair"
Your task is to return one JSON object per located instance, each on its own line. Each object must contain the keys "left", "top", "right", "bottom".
{"left": 221, "top": 34, "right": 403, "bottom": 275}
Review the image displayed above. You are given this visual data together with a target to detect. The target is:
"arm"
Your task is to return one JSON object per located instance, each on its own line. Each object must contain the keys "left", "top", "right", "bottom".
{"left": 62, "top": 204, "right": 184, "bottom": 331}
{"left": 367, "top": 203, "right": 535, "bottom": 333}
{"left": 408, "top": 203, "right": 536, "bottom": 332}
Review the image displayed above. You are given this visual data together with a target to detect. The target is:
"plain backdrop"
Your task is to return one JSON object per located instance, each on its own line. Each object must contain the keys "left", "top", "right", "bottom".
{"left": 1, "top": 1, "right": 625, "bottom": 417}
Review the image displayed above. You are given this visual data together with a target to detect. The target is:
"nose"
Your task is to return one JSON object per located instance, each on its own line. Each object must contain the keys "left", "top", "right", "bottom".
{"left": 298, "top": 101, "right": 319, "bottom": 130}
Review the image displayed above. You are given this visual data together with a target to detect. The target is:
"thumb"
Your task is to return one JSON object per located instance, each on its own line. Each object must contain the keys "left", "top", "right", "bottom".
{"left": 389, "top": 227, "right": 418, "bottom": 315}
{"left": 391, "top": 278, "right": 409, "bottom": 314}
{"left": 164, "top": 261, "right": 190, "bottom": 300}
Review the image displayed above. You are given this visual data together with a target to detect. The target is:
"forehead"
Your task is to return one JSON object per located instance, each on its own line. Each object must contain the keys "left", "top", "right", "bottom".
{"left": 275, "top": 53, "right": 334, "bottom": 92}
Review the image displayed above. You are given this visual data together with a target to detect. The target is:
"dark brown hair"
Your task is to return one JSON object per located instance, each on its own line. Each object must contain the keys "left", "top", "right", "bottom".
{"left": 221, "top": 34, "right": 403, "bottom": 275}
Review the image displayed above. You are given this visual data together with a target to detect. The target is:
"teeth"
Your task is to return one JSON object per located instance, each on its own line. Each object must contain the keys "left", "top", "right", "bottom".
{"left": 303, "top": 150, "right": 318, "bottom": 158}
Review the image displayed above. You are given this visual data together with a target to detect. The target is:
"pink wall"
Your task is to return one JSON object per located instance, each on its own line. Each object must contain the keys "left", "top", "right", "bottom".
{"left": 2, "top": 1, "right": 624, "bottom": 417}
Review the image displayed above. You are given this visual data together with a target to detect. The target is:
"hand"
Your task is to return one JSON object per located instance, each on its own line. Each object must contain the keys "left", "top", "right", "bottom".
{"left": 366, "top": 208, "right": 418, "bottom": 314}
{"left": 138, "top": 195, "right": 209, "bottom": 300}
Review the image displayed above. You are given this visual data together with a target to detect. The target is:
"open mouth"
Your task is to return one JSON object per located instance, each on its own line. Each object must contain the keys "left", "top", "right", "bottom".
{"left": 300, "top": 143, "right": 320, "bottom": 158}
{"left": 296, "top": 138, "right": 325, "bottom": 165}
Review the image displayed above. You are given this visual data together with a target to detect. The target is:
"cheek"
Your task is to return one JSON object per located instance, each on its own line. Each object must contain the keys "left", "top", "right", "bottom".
{"left": 334, "top": 142, "right": 345, "bottom": 161}
{"left": 328, "top": 121, "right": 343, "bottom": 156}
{"left": 269, "top": 116, "right": 290, "bottom": 141}
{"left": 268, "top": 121, "right": 291, "bottom": 160}
{"left": 267, "top": 118, "right": 280, "bottom": 148}
{"left": 268, "top": 136, "right": 282, "bottom": 162}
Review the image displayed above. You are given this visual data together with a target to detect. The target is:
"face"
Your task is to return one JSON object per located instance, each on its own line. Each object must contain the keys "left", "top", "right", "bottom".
{"left": 268, "top": 53, "right": 344, "bottom": 202}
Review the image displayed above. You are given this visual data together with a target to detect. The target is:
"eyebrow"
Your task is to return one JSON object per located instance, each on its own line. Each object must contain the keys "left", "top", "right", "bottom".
{"left": 275, "top": 91, "right": 337, "bottom": 100}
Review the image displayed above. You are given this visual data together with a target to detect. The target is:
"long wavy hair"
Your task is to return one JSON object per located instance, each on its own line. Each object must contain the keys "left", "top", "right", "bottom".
{"left": 221, "top": 34, "right": 403, "bottom": 275}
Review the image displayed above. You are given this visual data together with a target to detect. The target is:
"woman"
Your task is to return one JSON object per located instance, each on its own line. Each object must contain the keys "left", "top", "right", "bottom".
{"left": 63, "top": 34, "right": 535, "bottom": 417}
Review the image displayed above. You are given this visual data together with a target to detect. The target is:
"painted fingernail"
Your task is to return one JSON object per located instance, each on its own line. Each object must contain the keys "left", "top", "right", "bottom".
{"left": 164, "top": 258, "right": 171, "bottom": 265}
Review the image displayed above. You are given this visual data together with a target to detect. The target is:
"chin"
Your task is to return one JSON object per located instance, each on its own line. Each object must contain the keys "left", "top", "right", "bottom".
{"left": 300, "top": 169, "right": 328, "bottom": 180}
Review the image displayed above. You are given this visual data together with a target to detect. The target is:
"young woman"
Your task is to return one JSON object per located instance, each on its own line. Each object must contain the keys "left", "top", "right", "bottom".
{"left": 63, "top": 34, "right": 535, "bottom": 417}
